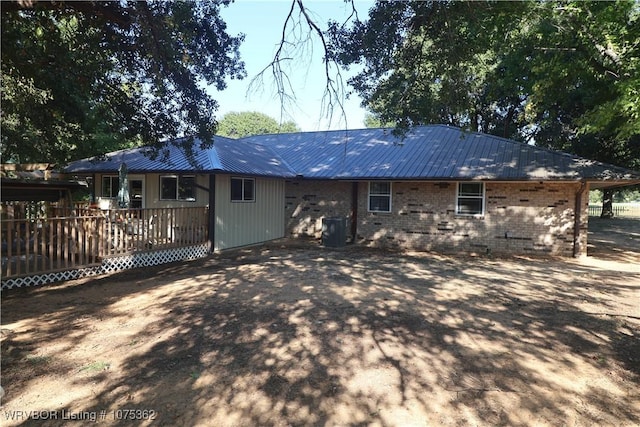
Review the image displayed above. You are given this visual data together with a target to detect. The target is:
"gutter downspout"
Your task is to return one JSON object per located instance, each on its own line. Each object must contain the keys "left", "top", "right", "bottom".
{"left": 573, "top": 180, "right": 588, "bottom": 257}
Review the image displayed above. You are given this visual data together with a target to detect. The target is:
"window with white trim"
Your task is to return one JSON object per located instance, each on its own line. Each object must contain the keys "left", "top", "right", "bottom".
{"left": 231, "top": 177, "right": 255, "bottom": 202}
{"left": 368, "top": 181, "right": 392, "bottom": 212}
{"left": 456, "top": 182, "right": 485, "bottom": 216}
{"left": 160, "top": 175, "right": 196, "bottom": 201}
{"left": 101, "top": 176, "right": 119, "bottom": 198}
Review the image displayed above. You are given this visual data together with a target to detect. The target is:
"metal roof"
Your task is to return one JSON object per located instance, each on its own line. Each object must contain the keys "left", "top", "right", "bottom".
{"left": 65, "top": 125, "right": 639, "bottom": 183}
{"left": 64, "top": 135, "right": 296, "bottom": 178}
{"left": 242, "top": 125, "right": 640, "bottom": 181}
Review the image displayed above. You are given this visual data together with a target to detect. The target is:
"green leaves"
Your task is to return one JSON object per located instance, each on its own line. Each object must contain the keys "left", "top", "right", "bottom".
{"left": 330, "top": 0, "right": 640, "bottom": 169}
{"left": 216, "top": 112, "right": 300, "bottom": 138}
{"left": 1, "top": 1, "right": 245, "bottom": 166}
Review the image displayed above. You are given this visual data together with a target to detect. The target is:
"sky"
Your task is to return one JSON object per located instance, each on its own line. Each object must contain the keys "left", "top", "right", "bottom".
{"left": 212, "top": 0, "right": 375, "bottom": 132}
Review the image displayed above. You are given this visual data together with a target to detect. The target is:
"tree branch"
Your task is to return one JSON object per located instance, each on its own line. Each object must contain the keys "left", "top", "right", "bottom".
{"left": 248, "top": 0, "right": 358, "bottom": 128}
{"left": 296, "top": 0, "right": 347, "bottom": 126}
{"left": 247, "top": 0, "right": 298, "bottom": 120}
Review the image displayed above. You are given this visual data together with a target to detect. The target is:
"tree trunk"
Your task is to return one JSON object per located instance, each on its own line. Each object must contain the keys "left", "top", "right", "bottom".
{"left": 600, "top": 188, "right": 615, "bottom": 218}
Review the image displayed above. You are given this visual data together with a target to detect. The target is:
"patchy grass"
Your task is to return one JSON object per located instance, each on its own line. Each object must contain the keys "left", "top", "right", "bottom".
{"left": 79, "top": 361, "right": 111, "bottom": 372}
{"left": 24, "top": 354, "right": 52, "bottom": 365}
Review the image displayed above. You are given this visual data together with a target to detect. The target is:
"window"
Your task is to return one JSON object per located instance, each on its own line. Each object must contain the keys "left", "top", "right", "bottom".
{"left": 456, "top": 182, "right": 485, "bottom": 216}
{"left": 369, "top": 182, "right": 392, "bottom": 212}
{"left": 178, "top": 175, "right": 195, "bottom": 200}
{"left": 160, "top": 175, "right": 196, "bottom": 201}
{"left": 231, "top": 177, "right": 255, "bottom": 202}
{"left": 101, "top": 176, "right": 119, "bottom": 198}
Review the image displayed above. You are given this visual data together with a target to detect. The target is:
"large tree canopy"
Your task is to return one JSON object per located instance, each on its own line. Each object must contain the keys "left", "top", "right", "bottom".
{"left": 216, "top": 111, "right": 299, "bottom": 138}
{"left": 328, "top": 0, "right": 640, "bottom": 172}
{"left": 1, "top": 0, "right": 245, "bottom": 165}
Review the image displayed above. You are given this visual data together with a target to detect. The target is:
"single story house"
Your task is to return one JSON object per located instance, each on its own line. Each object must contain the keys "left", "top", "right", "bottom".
{"left": 66, "top": 125, "right": 640, "bottom": 257}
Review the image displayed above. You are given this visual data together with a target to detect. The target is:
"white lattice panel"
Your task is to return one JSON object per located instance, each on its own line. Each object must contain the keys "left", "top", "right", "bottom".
{"left": 1, "top": 244, "right": 210, "bottom": 291}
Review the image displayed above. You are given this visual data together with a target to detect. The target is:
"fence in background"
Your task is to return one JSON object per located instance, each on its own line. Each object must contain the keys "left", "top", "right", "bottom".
{"left": 588, "top": 203, "right": 640, "bottom": 218}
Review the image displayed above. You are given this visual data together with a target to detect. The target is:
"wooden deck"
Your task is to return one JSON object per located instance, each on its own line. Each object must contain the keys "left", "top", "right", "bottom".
{"left": 1, "top": 207, "right": 209, "bottom": 279}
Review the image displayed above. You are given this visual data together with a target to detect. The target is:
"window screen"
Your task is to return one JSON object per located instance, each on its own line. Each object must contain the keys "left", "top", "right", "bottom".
{"left": 456, "top": 182, "right": 484, "bottom": 215}
{"left": 369, "top": 182, "right": 391, "bottom": 212}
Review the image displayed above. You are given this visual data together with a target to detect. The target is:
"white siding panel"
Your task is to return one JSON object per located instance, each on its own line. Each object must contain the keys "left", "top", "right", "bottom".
{"left": 214, "top": 176, "right": 285, "bottom": 251}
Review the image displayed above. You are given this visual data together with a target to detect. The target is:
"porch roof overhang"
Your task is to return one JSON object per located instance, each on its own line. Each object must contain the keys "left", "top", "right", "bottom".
{"left": 587, "top": 179, "right": 640, "bottom": 190}
{"left": 1, "top": 178, "right": 87, "bottom": 202}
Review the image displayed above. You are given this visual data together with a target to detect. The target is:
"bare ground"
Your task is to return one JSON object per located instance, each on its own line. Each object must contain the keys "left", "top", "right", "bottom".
{"left": 1, "top": 219, "right": 639, "bottom": 426}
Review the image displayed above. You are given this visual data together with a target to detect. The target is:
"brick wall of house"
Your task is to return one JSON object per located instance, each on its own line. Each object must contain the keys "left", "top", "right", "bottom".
{"left": 284, "top": 180, "right": 354, "bottom": 240}
{"left": 285, "top": 179, "right": 588, "bottom": 256}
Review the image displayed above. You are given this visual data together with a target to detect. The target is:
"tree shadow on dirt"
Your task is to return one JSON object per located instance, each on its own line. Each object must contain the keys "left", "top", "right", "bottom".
{"left": 2, "top": 243, "right": 639, "bottom": 426}
{"left": 588, "top": 217, "right": 640, "bottom": 264}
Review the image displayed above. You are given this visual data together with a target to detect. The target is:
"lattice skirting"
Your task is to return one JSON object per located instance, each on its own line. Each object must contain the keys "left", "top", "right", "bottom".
{"left": 1, "top": 244, "right": 210, "bottom": 291}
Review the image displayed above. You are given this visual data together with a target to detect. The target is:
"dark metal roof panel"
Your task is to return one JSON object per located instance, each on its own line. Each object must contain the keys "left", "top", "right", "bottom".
{"left": 65, "top": 136, "right": 295, "bottom": 177}
{"left": 65, "top": 125, "right": 640, "bottom": 182}
{"left": 64, "top": 141, "right": 221, "bottom": 174}
{"left": 243, "top": 125, "right": 640, "bottom": 181}
{"left": 240, "top": 132, "right": 352, "bottom": 178}
{"left": 213, "top": 137, "right": 296, "bottom": 177}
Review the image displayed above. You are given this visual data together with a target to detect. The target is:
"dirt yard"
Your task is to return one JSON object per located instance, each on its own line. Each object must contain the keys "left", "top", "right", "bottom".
{"left": 1, "top": 219, "right": 639, "bottom": 426}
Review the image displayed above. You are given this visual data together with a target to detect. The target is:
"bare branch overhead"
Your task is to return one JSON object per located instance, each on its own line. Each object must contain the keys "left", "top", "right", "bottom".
{"left": 248, "top": 0, "right": 359, "bottom": 129}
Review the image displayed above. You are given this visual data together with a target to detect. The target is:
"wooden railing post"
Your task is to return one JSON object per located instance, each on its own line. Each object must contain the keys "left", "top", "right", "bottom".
{"left": 2, "top": 207, "right": 212, "bottom": 281}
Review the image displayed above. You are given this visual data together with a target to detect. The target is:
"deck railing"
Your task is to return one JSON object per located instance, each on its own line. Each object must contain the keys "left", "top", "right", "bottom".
{"left": 1, "top": 207, "right": 209, "bottom": 279}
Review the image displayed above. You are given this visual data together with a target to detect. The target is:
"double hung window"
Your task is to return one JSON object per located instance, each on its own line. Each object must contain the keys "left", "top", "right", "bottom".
{"left": 368, "top": 182, "right": 392, "bottom": 213}
{"left": 456, "top": 182, "right": 485, "bottom": 216}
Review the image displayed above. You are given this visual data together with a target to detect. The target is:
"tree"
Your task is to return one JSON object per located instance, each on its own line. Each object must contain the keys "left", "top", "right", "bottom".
{"left": 328, "top": 0, "right": 640, "bottom": 217}
{"left": 363, "top": 113, "right": 393, "bottom": 129}
{"left": 1, "top": 0, "right": 245, "bottom": 166}
{"left": 216, "top": 112, "right": 299, "bottom": 138}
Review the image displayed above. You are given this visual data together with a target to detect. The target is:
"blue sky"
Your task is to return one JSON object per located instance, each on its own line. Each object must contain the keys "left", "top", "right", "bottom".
{"left": 212, "top": 0, "right": 375, "bottom": 131}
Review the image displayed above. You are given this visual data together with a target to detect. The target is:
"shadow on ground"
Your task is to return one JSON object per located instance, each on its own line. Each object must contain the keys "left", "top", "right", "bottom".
{"left": 2, "top": 230, "right": 639, "bottom": 426}
{"left": 588, "top": 217, "right": 640, "bottom": 263}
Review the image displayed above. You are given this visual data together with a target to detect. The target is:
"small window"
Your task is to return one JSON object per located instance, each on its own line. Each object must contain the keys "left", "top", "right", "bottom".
{"left": 456, "top": 182, "right": 484, "bottom": 216}
{"left": 101, "top": 176, "right": 119, "bottom": 198}
{"left": 160, "top": 175, "right": 196, "bottom": 201}
{"left": 231, "top": 177, "right": 255, "bottom": 202}
{"left": 369, "top": 181, "right": 392, "bottom": 212}
{"left": 178, "top": 175, "right": 196, "bottom": 200}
